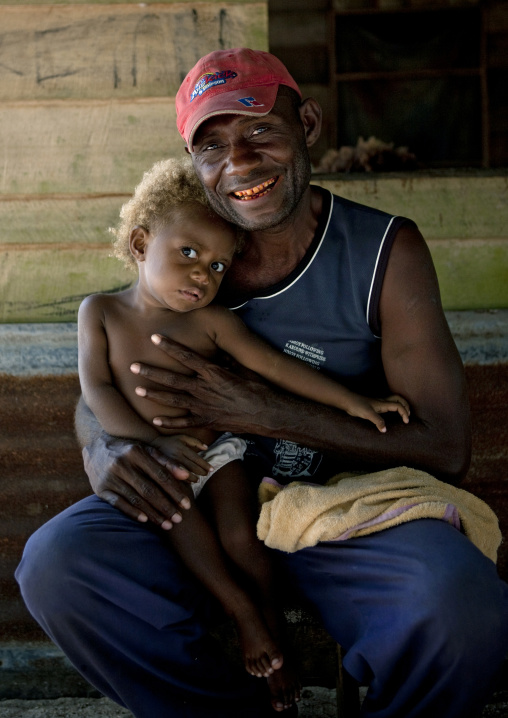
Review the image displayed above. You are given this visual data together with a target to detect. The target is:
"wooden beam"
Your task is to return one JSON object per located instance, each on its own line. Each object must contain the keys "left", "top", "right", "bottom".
{"left": 0, "top": 195, "right": 126, "bottom": 246}
{"left": 0, "top": 245, "right": 133, "bottom": 323}
{"left": 0, "top": 99, "right": 186, "bottom": 195}
{"left": 2, "top": 174, "right": 507, "bottom": 322}
{"left": 311, "top": 174, "right": 508, "bottom": 240}
{"left": 1, "top": 235, "right": 506, "bottom": 322}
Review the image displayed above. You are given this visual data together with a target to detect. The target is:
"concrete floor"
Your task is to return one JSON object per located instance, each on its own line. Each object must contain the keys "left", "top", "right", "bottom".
{"left": 0, "top": 686, "right": 338, "bottom": 718}
{"left": 3, "top": 689, "right": 508, "bottom": 717}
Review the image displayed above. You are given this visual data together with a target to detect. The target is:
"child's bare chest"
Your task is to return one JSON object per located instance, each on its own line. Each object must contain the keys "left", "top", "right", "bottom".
{"left": 109, "top": 311, "right": 216, "bottom": 366}
{"left": 104, "top": 304, "right": 219, "bottom": 419}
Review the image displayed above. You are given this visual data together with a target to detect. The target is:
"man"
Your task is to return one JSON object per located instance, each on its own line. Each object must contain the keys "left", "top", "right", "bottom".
{"left": 16, "top": 48, "right": 508, "bottom": 717}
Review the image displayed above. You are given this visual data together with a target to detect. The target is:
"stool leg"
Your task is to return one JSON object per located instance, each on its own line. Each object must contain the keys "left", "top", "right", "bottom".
{"left": 336, "top": 644, "right": 361, "bottom": 718}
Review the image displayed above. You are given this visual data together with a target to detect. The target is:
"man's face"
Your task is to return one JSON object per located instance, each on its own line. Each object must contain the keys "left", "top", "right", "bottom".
{"left": 189, "top": 92, "right": 312, "bottom": 232}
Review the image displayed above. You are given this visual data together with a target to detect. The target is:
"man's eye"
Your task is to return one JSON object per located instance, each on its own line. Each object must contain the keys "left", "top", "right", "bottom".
{"left": 182, "top": 247, "right": 197, "bottom": 258}
{"left": 252, "top": 126, "right": 267, "bottom": 136}
{"left": 211, "top": 261, "right": 226, "bottom": 273}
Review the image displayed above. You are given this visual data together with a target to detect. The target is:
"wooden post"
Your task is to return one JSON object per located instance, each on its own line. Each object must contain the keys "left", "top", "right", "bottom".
{"left": 336, "top": 644, "right": 361, "bottom": 718}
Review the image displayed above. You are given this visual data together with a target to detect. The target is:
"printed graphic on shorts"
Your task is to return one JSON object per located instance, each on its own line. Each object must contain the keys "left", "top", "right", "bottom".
{"left": 190, "top": 70, "right": 237, "bottom": 102}
{"left": 272, "top": 440, "right": 323, "bottom": 478}
{"left": 283, "top": 341, "right": 326, "bottom": 370}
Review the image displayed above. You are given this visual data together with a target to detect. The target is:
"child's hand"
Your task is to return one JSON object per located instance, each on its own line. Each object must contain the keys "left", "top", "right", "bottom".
{"left": 151, "top": 435, "right": 213, "bottom": 480}
{"left": 347, "top": 394, "right": 410, "bottom": 433}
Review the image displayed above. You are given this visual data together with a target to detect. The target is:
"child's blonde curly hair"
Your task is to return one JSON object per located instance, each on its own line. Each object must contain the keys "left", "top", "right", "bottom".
{"left": 111, "top": 157, "right": 227, "bottom": 271}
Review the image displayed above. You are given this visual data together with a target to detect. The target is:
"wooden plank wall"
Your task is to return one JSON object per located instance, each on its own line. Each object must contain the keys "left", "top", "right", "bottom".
{"left": 0, "top": 1, "right": 268, "bottom": 322}
{"left": 312, "top": 173, "right": 508, "bottom": 312}
{"left": 1, "top": 0, "right": 507, "bottom": 321}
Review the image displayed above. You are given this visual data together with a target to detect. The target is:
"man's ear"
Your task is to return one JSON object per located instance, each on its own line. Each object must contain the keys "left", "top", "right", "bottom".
{"left": 299, "top": 97, "right": 322, "bottom": 149}
{"left": 130, "top": 226, "right": 149, "bottom": 261}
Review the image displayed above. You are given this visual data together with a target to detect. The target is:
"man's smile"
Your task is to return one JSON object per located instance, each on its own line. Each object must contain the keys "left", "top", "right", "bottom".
{"left": 231, "top": 177, "right": 278, "bottom": 200}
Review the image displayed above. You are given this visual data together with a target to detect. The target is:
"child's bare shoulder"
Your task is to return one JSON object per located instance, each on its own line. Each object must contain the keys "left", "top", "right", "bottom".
{"left": 197, "top": 303, "right": 234, "bottom": 319}
{"left": 191, "top": 303, "right": 238, "bottom": 333}
{"left": 79, "top": 290, "right": 131, "bottom": 317}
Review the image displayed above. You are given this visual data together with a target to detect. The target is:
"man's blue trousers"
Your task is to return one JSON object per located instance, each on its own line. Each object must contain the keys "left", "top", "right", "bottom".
{"left": 16, "top": 495, "right": 508, "bottom": 717}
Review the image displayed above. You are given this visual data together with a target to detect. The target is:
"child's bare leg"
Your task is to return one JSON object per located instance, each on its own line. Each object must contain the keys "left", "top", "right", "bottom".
{"left": 202, "top": 462, "right": 301, "bottom": 711}
{"left": 162, "top": 480, "right": 277, "bottom": 679}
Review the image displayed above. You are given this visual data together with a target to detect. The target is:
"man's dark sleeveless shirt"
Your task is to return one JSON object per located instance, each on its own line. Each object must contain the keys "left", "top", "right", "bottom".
{"left": 221, "top": 187, "right": 412, "bottom": 483}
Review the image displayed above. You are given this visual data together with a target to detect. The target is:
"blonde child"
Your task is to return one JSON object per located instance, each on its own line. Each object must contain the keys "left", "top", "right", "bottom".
{"left": 78, "top": 158, "right": 409, "bottom": 712}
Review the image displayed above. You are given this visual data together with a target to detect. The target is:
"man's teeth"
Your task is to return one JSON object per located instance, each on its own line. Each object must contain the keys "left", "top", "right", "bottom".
{"left": 233, "top": 178, "right": 276, "bottom": 200}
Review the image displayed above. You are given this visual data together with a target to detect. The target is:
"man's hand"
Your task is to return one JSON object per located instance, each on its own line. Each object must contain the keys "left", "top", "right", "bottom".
{"left": 83, "top": 430, "right": 194, "bottom": 530}
{"left": 131, "top": 334, "right": 274, "bottom": 435}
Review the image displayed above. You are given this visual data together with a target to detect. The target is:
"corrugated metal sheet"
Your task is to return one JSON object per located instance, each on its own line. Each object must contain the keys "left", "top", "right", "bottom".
{"left": 2, "top": 366, "right": 507, "bottom": 646}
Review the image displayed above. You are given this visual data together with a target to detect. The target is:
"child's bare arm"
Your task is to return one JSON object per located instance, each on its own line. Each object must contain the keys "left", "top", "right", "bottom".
{"left": 343, "top": 393, "right": 410, "bottom": 433}
{"left": 78, "top": 295, "right": 160, "bottom": 444}
{"left": 209, "top": 307, "right": 410, "bottom": 433}
{"left": 78, "top": 297, "right": 213, "bottom": 475}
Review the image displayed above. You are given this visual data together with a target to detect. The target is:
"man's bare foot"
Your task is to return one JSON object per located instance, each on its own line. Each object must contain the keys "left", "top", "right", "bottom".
{"left": 234, "top": 610, "right": 284, "bottom": 678}
{"left": 267, "top": 662, "right": 301, "bottom": 713}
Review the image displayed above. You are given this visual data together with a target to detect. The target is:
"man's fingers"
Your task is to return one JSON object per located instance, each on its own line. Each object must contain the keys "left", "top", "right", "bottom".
{"left": 111, "top": 444, "right": 191, "bottom": 523}
{"left": 130, "top": 336, "right": 212, "bottom": 389}
{"left": 144, "top": 448, "right": 193, "bottom": 508}
{"left": 153, "top": 414, "right": 202, "bottom": 430}
{"left": 132, "top": 364, "right": 197, "bottom": 393}
{"left": 84, "top": 435, "right": 195, "bottom": 529}
{"left": 136, "top": 385, "right": 196, "bottom": 411}
{"left": 99, "top": 489, "right": 149, "bottom": 523}
{"left": 151, "top": 334, "right": 212, "bottom": 373}
{"left": 99, "top": 486, "right": 180, "bottom": 529}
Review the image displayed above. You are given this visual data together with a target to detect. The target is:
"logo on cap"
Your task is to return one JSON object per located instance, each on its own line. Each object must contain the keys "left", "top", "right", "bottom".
{"left": 190, "top": 70, "right": 238, "bottom": 103}
{"left": 237, "top": 97, "right": 264, "bottom": 108}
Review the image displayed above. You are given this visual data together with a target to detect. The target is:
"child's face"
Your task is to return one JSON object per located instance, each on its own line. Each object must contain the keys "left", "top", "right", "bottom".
{"left": 137, "top": 202, "right": 237, "bottom": 313}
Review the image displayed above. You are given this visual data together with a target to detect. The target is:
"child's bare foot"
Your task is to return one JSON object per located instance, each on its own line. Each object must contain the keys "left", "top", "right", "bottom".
{"left": 234, "top": 610, "right": 284, "bottom": 678}
{"left": 267, "top": 661, "right": 301, "bottom": 712}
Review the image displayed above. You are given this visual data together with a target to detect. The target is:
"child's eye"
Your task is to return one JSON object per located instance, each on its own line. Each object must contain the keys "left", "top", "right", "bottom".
{"left": 181, "top": 247, "right": 197, "bottom": 258}
{"left": 211, "top": 261, "right": 226, "bottom": 273}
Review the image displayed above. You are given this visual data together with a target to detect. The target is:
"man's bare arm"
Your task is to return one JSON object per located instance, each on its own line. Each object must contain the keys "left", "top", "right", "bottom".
{"left": 75, "top": 394, "right": 102, "bottom": 448}
{"left": 132, "top": 225, "right": 471, "bottom": 485}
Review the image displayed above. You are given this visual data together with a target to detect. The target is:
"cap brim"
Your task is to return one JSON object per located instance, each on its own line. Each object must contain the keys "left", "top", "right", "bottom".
{"left": 186, "top": 84, "right": 279, "bottom": 149}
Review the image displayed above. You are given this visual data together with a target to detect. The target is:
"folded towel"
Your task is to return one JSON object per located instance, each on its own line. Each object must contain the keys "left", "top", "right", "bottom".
{"left": 257, "top": 467, "right": 501, "bottom": 563}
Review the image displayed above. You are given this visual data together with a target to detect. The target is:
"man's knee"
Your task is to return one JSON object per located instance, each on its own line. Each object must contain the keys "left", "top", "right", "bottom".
{"left": 393, "top": 535, "right": 508, "bottom": 663}
{"left": 16, "top": 505, "right": 89, "bottom": 615}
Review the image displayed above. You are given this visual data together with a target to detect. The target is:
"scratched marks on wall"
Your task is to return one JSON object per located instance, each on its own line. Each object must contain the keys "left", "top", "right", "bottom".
{"left": 0, "top": 4, "right": 267, "bottom": 101}
{"left": 0, "top": 1, "right": 267, "bottom": 322}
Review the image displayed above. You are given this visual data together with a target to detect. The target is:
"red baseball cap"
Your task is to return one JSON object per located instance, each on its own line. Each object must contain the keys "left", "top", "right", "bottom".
{"left": 176, "top": 48, "right": 301, "bottom": 149}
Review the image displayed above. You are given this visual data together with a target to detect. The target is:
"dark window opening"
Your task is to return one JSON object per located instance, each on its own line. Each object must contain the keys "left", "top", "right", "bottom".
{"left": 269, "top": 2, "right": 508, "bottom": 170}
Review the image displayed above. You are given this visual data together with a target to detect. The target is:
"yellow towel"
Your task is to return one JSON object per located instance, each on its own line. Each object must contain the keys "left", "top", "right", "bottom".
{"left": 257, "top": 467, "right": 501, "bottom": 563}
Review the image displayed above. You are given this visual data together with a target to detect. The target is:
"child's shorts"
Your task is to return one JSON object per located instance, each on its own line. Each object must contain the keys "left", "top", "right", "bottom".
{"left": 191, "top": 432, "right": 247, "bottom": 497}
